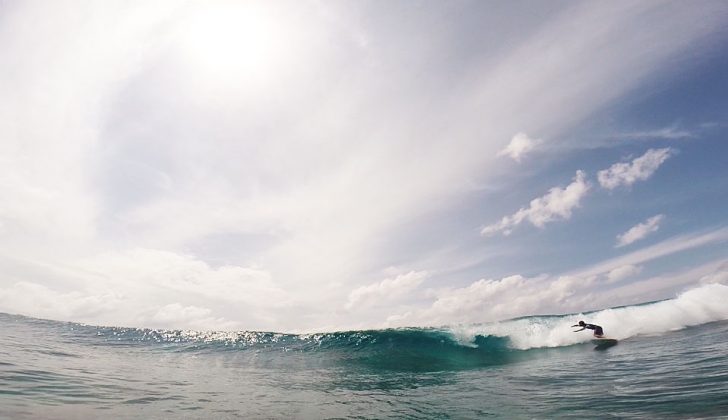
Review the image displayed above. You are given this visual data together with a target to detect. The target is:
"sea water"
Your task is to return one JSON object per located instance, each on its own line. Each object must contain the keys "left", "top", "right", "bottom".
{"left": 2, "top": 284, "right": 728, "bottom": 419}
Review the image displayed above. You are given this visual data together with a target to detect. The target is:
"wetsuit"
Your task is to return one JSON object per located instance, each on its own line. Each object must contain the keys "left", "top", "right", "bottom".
{"left": 583, "top": 323, "right": 604, "bottom": 336}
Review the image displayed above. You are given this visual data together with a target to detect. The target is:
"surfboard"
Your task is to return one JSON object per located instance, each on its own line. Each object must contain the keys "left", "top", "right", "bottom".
{"left": 591, "top": 338, "right": 618, "bottom": 347}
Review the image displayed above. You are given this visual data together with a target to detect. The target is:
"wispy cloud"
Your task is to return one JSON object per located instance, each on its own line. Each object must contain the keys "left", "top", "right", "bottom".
{"left": 1, "top": 1, "right": 726, "bottom": 330}
{"left": 497, "top": 132, "right": 542, "bottom": 162}
{"left": 606, "top": 264, "right": 642, "bottom": 283}
{"left": 481, "top": 171, "right": 590, "bottom": 236}
{"left": 616, "top": 215, "right": 665, "bottom": 247}
{"left": 620, "top": 126, "right": 694, "bottom": 140}
{"left": 572, "top": 227, "right": 728, "bottom": 279}
{"left": 598, "top": 148, "right": 674, "bottom": 189}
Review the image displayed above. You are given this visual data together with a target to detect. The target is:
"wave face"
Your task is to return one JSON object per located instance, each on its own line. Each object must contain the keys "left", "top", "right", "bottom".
{"left": 55, "top": 324, "right": 518, "bottom": 372}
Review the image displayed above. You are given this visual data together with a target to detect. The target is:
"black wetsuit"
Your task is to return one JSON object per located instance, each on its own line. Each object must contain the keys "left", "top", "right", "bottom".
{"left": 583, "top": 323, "right": 604, "bottom": 336}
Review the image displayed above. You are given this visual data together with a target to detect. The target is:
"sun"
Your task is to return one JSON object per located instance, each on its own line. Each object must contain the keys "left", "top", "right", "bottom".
{"left": 174, "top": 2, "right": 289, "bottom": 87}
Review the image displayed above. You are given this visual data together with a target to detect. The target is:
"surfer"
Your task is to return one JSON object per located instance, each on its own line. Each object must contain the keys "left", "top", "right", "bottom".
{"left": 572, "top": 321, "right": 604, "bottom": 338}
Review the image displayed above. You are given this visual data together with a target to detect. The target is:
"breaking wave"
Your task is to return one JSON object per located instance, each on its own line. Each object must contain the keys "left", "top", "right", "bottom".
{"left": 5, "top": 283, "right": 728, "bottom": 371}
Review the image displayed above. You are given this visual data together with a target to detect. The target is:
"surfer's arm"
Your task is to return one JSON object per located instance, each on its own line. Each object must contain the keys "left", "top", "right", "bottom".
{"left": 572, "top": 327, "right": 585, "bottom": 332}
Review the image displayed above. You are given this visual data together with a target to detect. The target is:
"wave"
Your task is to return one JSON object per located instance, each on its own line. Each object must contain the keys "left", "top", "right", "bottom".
{"left": 448, "top": 282, "right": 728, "bottom": 350}
{"left": 5, "top": 283, "right": 728, "bottom": 371}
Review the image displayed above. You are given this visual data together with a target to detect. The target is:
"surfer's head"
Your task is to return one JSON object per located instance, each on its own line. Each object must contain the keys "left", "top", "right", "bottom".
{"left": 578, "top": 321, "right": 585, "bottom": 326}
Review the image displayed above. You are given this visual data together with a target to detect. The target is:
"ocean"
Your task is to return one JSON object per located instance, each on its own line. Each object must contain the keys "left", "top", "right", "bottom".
{"left": 2, "top": 284, "right": 728, "bottom": 419}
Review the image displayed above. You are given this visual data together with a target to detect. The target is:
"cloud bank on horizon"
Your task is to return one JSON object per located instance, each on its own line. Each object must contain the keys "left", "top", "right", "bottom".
{"left": 1, "top": 0, "right": 727, "bottom": 331}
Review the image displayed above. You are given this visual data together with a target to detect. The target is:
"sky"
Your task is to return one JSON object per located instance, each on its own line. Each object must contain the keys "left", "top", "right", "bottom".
{"left": 1, "top": 0, "right": 727, "bottom": 332}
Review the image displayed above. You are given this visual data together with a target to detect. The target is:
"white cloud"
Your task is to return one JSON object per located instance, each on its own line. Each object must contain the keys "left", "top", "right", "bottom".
{"left": 621, "top": 125, "right": 694, "bottom": 140}
{"left": 481, "top": 171, "right": 590, "bottom": 236}
{"left": 616, "top": 214, "right": 665, "bottom": 247}
{"left": 570, "top": 227, "right": 728, "bottom": 280}
{"left": 387, "top": 251, "right": 727, "bottom": 328}
{"left": 0, "top": 281, "right": 122, "bottom": 321}
{"left": 699, "top": 263, "right": 728, "bottom": 285}
{"left": 346, "top": 270, "right": 427, "bottom": 310}
{"left": 497, "top": 132, "right": 542, "bottom": 162}
{"left": 78, "top": 249, "right": 289, "bottom": 306}
{"left": 606, "top": 264, "right": 642, "bottom": 283}
{"left": 589, "top": 258, "right": 728, "bottom": 309}
{"left": 150, "top": 303, "right": 237, "bottom": 331}
{"left": 0, "top": 279, "right": 239, "bottom": 330}
{"left": 598, "top": 148, "right": 673, "bottom": 189}
{"left": 389, "top": 232, "right": 725, "bottom": 327}
{"left": 0, "top": 248, "right": 291, "bottom": 330}
{"left": 388, "top": 274, "right": 598, "bottom": 326}
{"left": 1, "top": 1, "right": 726, "bottom": 330}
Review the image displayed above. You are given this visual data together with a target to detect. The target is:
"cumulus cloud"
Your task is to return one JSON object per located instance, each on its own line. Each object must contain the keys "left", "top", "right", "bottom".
{"left": 380, "top": 230, "right": 728, "bottom": 328}
{"left": 0, "top": 249, "right": 291, "bottom": 330}
{"left": 387, "top": 252, "right": 725, "bottom": 328}
{"left": 387, "top": 274, "right": 598, "bottom": 326}
{"left": 481, "top": 171, "right": 590, "bottom": 236}
{"left": 0, "top": 279, "right": 239, "bottom": 330}
{"left": 0, "top": 281, "right": 122, "bottom": 321}
{"left": 616, "top": 214, "right": 665, "bottom": 247}
{"left": 497, "top": 132, "right": 542, "bottom": 162}
{"left": 598, "top": 148, "right": 673, "bottom": 189}
{"left": 78, "top": 249, "right": 289, "bottom": 306}
{"left": 346, "top": 270, "right": 427, "bottom": 310}
{"left": 150, "top": 303, "right": 237, "bottom": 330}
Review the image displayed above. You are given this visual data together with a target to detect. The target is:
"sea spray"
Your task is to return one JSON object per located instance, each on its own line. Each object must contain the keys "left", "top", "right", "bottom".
{"left": 447, "top": 283, "right": 728, "bottom": 350}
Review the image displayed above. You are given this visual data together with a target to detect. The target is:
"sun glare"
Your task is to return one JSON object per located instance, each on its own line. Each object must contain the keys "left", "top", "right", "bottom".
{"left": 176, "top": 2, "right": 288, "bottom": 86}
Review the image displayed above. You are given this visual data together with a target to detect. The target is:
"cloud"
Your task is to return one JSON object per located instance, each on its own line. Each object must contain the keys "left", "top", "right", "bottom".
{"left": 497, "top": 132, "right": 542, "bottom": 162}
{"left": 0, "top": 248, "right": 291, "bottom": 330}
{"left": 620, "top": 125, "right": 694, "bottom": 140}
{"left": 589, "top": 258, "right": 728, "bottom": 309}
{"left": 387, "top": 239, "right": 727, "bottom": 328}
{"left": 570, "top": 227, "right": 728, "bottom": 280}
{"left": 699, "top": 262, "right": 728, "bottom": 285}
{"left": 0, "top": 279, "right": 239, "bottom": 330}
{"left": 79, "top": 249, "right": 289, "bottom": 306}
{"left": 598, "top": 148, "right": 673, "bottom": 189}
{"left": 346, "top": 270, "right": 427, "bottom": 310}
{"left": 616, "top": 214, "right": 665, "bottom": 247}
{"left": 606, "top": 264, "right": 642, "bottom": 283}
{"left": 388, "top": 274, "right": 598, "bottom": 326}
{"left": 1, "top": 2, "right": 726, "bottom": 330}
{"left": 0, "top": 281, "right": 122, "bottom": 321}
{"left": 481, "top": 171, "right": 590, "bottom": 236}
{"left": 150, "top": 303, "right": 237, "bottom": 330}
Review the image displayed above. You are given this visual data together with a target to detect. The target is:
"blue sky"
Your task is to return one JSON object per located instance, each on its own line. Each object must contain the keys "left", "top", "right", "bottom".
{"left": 0, "top": 1, "right": 727, "bottom": 331}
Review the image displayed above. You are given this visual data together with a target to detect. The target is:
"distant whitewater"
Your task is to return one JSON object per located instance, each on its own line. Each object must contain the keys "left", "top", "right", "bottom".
{"left": 2, "top": 283, "right": 728, "bottom": 418}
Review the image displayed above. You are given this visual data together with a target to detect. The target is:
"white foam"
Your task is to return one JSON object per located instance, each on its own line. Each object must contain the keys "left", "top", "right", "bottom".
{"left": 448, "top": 283, "right": 728, "bottom": 350}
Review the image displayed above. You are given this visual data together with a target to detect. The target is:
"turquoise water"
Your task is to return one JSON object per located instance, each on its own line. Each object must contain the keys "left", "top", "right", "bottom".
{"left": 2, "top": 287, "right": 728, "bottom": 418}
